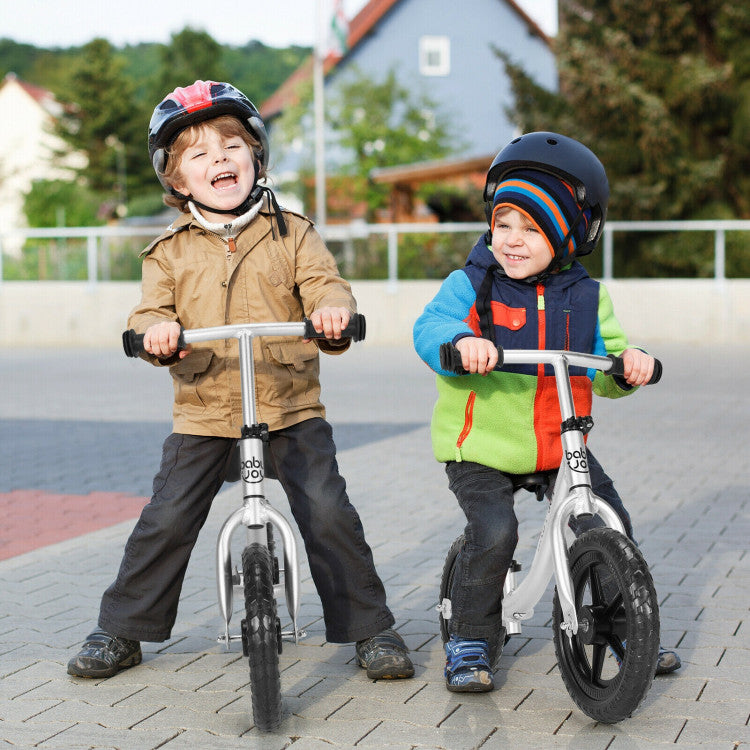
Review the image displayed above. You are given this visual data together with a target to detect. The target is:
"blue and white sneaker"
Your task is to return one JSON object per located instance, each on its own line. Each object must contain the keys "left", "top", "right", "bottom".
{"left": 445, "top": 637, "right": 494, "bottom": 692}
{"left": 655, "top": 647, "right": 681, "bottom": 675}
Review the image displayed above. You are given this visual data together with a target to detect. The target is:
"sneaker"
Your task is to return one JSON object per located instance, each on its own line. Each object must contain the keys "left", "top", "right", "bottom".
{"left": 655, "top": 647, "right": 681, "bottom": 675}
{"left": 67, "top": 629, "right": 142, "bottom": 678}
{"left": 356, "top": 628, "right": 414, "bottom": 679}
{"left": 445, "top": 637, "right": 494, "bottom": 692}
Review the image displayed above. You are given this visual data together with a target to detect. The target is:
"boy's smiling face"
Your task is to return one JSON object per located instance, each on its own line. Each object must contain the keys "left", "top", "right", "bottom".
{"left": 491, "top": 206, "right": 552, "bottom": 279}
{"left": 171, "top": 123, "right": 256, "bottom": 222}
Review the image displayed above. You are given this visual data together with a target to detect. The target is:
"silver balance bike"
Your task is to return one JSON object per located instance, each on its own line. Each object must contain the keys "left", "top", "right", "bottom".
{"left": 436, "top": 343, "right": 662, "bottom": 723}
{"left": 123, "top": 314, "right": 366, "bottom": 732}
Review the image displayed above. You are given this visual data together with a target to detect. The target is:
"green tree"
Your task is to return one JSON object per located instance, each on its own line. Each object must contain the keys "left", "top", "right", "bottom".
{"left": 55, "top": 39, "right": 138, "bottom": 211}
{"left": 282, "top": 67, "right": 455, "bottom": 219}
{"left": 153, "top": 28, "right": 228, "bottom": 96}
{"left": 23, "top": 179, "right": 101, "bottom": 227}
{"left": 223, "top": 41, "right": 310, "bottom": 106}
{"left": 497, "top": 1, "right": 750, "bottom": 276}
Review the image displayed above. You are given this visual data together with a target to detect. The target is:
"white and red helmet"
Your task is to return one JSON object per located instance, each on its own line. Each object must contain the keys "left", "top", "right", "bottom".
{"left": 148, "top": 80, "right": 269, "bottom": 191}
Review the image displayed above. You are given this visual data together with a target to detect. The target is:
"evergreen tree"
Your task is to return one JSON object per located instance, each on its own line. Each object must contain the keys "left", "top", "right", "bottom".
{"left": 497, "top": 0, "right": 750, "bottom": 276}
{"left": 499, "top": 0, "right": 750, "bottom": 221}
{"left": 55, "top": 38, "right": 138, "bottom": 212}
{"left": 153, "top": 28, "right": 229, "bottom": 97}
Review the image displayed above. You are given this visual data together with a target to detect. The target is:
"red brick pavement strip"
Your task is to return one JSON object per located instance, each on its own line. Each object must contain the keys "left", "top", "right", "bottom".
{"left": 0, "top": 490, "right": 148, "bottom": 561}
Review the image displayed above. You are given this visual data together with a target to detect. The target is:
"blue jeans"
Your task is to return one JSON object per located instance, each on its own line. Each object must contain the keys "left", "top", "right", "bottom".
{"left": 99, "top": 418, "right": 393, "bottom": 643}
{"left": 444, "top": 451, "right": 632, "bottom": 639}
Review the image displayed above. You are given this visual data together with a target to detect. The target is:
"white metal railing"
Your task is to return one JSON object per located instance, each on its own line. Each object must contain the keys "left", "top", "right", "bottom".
{"left": 602, "top": 220, "right": 750, "bottom": 281}
{"left": 1, "top": 219, "right": 749, "bottom": 286}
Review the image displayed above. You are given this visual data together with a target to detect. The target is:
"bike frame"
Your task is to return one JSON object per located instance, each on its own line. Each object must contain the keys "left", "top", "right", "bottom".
{"left": 496, "top": 351, "right": 626, "bottom": 639}
{"left": 179, "top": 322, "right": 309, "bottom": 649}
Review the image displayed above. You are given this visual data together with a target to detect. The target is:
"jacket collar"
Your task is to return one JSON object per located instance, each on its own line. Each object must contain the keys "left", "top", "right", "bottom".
{"left": 464, "top": 232, "right": 589, "bottom": 289}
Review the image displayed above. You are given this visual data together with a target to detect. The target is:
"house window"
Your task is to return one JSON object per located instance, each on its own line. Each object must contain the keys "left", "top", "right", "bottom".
{"left": 419, "top": 36, "right": 450, "bottom": 76}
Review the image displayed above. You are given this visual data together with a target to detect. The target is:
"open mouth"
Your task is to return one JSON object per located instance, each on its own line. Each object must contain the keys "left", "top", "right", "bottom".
{"left": 211, "top": 172, "right": 238, "bottom": 189}
{"left": 505, "top": 253, "right": 528, "bottom": 262}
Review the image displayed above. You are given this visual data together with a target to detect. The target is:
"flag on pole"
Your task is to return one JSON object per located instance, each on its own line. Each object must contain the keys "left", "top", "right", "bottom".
{"left": 329, "top": 0, "right": 349, "bottom": 57}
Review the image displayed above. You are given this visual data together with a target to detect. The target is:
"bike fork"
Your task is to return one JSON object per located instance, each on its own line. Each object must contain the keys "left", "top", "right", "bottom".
{"left": 216, "top": 432, "right": 303, "bottom": 649}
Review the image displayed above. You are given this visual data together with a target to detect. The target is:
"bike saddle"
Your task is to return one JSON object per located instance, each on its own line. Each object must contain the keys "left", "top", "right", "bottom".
{"left": 509, "top": 472, "right": 553, "bottom": 501}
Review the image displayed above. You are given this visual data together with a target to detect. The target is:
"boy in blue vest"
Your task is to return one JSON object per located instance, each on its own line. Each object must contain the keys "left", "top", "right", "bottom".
{"left": 413, "top": 132, "right": 680, "bottom": 692}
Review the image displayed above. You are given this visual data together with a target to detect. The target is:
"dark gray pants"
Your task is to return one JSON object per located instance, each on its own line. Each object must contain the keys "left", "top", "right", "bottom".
{"left": 99, "top": 418, "right": 393, "bottom": 643}
{"left": 445, "top": 451, "right": 632, "bottom": 639}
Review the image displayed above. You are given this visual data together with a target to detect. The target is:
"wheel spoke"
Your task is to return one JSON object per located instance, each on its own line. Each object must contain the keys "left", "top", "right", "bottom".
{"left": 610, "top": 612, "right": 628, "bottom": 641}
{"left": 588, "top": 562, "right": 605, "bottom": 606}
{"left": 606, "top": 634, "right": 625, "bottom": 663}
{"left": 591, "top": 643, "right": 607, "bottom": 682}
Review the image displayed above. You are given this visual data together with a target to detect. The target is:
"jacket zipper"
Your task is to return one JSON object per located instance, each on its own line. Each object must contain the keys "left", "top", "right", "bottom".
{"left": 536, "top": 283, "right": 546, "bottom": 374}
{"left": 456, "top": 390, "right": 476, "bottom": 457}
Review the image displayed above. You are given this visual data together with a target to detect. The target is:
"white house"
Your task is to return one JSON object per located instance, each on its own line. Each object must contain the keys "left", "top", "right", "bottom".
{"left": 0, "top": 73, "right": 86, "bottom": 249}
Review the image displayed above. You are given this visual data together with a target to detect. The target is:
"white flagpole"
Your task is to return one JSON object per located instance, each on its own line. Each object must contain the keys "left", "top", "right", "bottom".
{"left": 314, "top": 0, "right": 327, "bottom": 235}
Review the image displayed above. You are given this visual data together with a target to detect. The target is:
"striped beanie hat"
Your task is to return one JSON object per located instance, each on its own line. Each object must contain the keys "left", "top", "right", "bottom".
{"left": 491, "top": 169, "right": 591, "bottom": 262}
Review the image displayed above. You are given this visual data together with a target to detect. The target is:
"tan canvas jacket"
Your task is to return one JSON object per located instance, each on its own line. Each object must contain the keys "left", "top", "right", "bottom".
{"left": 128, "top": 206, "right": 355, "bottom": 436}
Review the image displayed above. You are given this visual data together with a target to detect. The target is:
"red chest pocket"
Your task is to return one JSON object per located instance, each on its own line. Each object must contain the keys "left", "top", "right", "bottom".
{"left": 492, "top": 302, "right": 526, "bottom": 330}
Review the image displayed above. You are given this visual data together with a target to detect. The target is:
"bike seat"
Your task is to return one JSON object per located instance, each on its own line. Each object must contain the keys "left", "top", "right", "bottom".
{"left": 508, "top": 471, "right": 553, "bottom": 501}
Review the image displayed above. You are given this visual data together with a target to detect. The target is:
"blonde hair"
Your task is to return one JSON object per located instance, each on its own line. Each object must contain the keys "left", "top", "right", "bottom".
{"left": 161, "top": 115, "right": 266, "bottom": 212}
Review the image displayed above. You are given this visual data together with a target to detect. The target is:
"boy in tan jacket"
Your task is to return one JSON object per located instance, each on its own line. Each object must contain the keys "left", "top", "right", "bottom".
{"left": 67, "top": 80, "right": 413, "bottom": 683}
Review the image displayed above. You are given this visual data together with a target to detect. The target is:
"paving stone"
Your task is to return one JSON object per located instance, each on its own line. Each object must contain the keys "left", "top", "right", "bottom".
{"left": 0, "top": 343, "right": 748, "bottom": 747}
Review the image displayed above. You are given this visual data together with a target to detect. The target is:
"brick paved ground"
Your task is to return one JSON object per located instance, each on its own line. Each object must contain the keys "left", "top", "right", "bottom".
{"left": 1, "top": 341, "right": 748, "bottom": 749}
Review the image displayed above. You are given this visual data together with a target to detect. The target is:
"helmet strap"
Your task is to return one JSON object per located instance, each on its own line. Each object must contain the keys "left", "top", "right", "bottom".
{"left": 170, "top": 181, "right": 288, "bottom": 238}
{"left": 545, "top": 204, "right": 588, "bottom": 275}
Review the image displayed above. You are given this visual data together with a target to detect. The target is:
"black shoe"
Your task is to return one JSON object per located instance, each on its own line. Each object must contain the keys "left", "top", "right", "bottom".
{"left": 356, "top": 628, "right": 414, "bottom": 679}
{"left": 67, "top": 629, "right": 142, "bottom": 678}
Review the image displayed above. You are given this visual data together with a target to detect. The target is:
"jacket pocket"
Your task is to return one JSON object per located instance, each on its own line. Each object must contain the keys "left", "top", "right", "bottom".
{"left": 170, "top": 349, "right": 213, "bottom": 408}
{"left": 492, "top": 302, "right": 526, "bottom": 330}
{"left": 263, "top": 339, "right": 320, "bottom": 407}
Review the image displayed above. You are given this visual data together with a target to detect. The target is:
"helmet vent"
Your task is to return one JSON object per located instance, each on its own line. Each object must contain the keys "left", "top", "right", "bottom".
{"left": 546, "top": 138, "right": 558, "bottom": 146}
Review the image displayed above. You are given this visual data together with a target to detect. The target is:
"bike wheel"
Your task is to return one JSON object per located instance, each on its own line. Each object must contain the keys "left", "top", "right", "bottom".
{"left": 438, "top": 535, "right": 463, "bottom": 644}
{"left": 438, "top": 534, "right": 504, "bottom": 669}
{"left": 552, "top": 528, "right": 660, "bottom": 723}
{"left": 241, "top": 543, "right": 282, "bottom": 731}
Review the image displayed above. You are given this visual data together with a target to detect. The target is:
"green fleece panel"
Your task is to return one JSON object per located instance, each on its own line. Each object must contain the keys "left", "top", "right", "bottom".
{"left": 431, "top": 370, "right": 539, "bottom": 474}
{"left": 593, "top": 284, "right": 636, "bottom": 400}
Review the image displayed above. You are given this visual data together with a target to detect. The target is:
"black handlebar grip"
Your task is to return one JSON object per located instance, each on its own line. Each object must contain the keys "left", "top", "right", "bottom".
{"left": 439, "top": 343, "right": 467, "bottom": 374}
{"left": 122, "top": 328, "right": 186, "bottom": 358}
{"left": 607, "top": 354, "right": 626, "bottom": 377}
{"left": 649, "top": 358, "right": 663, "bottom": 384}
{"left": 607, "top": 354, "right": 662, "bottom": 384}
{"left": 303, "top": 313, "right": 366, "bottom": 342}
{"left": 438, "top": 342, "right": 504, "bottom": 374}
{"left": 122, "top": 329, "right": 145, "bottom": 357}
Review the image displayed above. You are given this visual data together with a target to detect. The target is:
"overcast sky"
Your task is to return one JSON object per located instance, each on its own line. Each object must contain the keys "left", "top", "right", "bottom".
{"left": 1, "top": 0, "right": 556, "bottom": 49}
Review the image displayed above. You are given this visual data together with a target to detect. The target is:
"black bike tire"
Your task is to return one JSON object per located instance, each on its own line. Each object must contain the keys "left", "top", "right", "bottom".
{"left": 242, "top": 543, "right": 282, "bottom": 731}
{"left": 438, "top": 535, "right": 464, "bottom": 644}
{"left": 552, "top": 528, "right": 660, "bottom": 723}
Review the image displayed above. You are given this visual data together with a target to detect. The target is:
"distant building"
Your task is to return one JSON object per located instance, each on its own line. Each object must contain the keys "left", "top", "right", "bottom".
{"left": 0, "top": 73, "right": 86, "bottom": 249}
{"left": 261, "top": 0, "right": 556, "bottom": 211}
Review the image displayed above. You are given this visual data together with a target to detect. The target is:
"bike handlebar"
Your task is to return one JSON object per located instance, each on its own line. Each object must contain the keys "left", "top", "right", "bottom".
{"left": 122, "top": 313, "right": 367, "bottom": 358}
{"left": 438, "top": 342, "right": 662, "bottom": 384}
